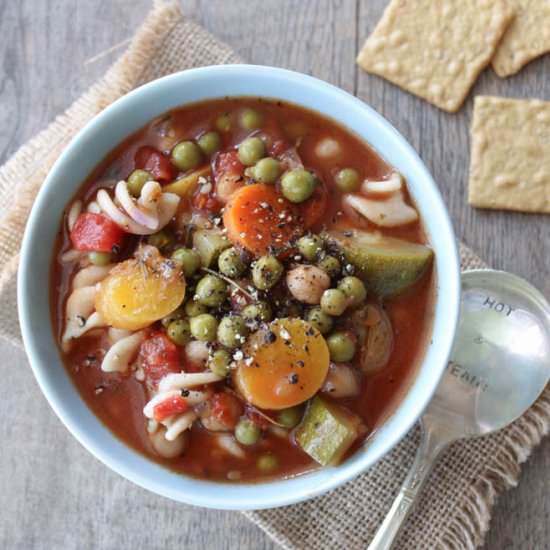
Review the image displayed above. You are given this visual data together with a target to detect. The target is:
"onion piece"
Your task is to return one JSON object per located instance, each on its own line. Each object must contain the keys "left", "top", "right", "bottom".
{"left": 278, "top": 146, "right": 304, "bottom": 171}
{"left": 362, "top": 172, "right": 402, "bottom": 195}
{"left": 343, "top": 192, "right": 418, "bottom": 227}
{"left": 360, "top": 305, "right": 393, "bottom": 373}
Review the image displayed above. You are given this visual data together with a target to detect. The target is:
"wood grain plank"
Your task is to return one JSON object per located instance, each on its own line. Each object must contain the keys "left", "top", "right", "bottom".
{"left": 1, "top": 1, "right": 548, "bottom": 549}
{"left": 356, "top": 0, "right": 550, "bottom": 297}
{"left": 357, "top": 3, "right": 550, "bottom": 549}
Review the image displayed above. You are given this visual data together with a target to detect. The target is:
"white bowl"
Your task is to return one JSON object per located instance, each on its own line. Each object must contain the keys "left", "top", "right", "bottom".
{"left": 18, "top": 65, "right": 460, "bottom": 510}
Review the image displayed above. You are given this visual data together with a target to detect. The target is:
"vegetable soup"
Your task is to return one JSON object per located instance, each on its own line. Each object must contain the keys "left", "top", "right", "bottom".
{"left": 52, "top": 98, "right": 434, "bottom": 482}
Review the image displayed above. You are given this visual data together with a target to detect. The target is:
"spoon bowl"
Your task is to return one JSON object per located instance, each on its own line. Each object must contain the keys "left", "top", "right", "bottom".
{"left": 369, "top": 269, "right": 550, "bottom": 550}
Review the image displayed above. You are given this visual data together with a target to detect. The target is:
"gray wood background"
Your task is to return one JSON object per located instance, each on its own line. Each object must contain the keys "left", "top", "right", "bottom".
{"left": 1, "top": 0, "right": 548, "bottom": 548}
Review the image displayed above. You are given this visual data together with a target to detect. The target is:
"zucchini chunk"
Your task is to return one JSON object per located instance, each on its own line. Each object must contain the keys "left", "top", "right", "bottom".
{"left": 324, "top": 229, "right": 433, "bottom": 298}
{"left": 295, "top": 396, "right": 361, "bottom": 466}
{"left": 192, "top": 228, "right": 231, "bottom": 267}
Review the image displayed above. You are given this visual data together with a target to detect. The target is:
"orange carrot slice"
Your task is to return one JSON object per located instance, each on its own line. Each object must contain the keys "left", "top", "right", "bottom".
{"left": 223, "top": 184, "right": 303, "bottom": 256}
{"left": 234, "top": 318, "right": 330, "bottom": 410}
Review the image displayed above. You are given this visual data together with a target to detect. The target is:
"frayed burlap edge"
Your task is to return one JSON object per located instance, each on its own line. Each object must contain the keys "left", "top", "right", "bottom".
{"left": 1, "top": 3, "right": 549, "bottom": 550}
{"left": 0, "top": 0, "right": 182, "bottom": 343}
{"left": 438, "top": 388, "right": 550, "bottom": 549}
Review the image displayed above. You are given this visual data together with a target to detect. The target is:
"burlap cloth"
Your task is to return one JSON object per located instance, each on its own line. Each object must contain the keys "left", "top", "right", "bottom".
{"left": 2, "top": 2, "right": 549, "bottom": 549}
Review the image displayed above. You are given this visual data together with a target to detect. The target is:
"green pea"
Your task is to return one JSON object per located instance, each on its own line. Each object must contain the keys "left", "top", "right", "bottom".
{"left": 252, "top": 256, "right": 284, "bottom": 290}
{"left": 281, "top": 168, "right": 316, "bottom": 203}
{"left": 218, "top": 247, "right": 247, "bottom": 278}
{"left": 197, "top": 131, "right": 221, "bottom": 156}
{"left": 276, "top": 406, "right": 303, "bottom": 428}
{"left": 253, "top": 157, "right": 281, "bottom": 183}
{"left": 338, "top": 276, "right": 367, "bottom": 307}
{"left": 239, "top": 108, "right": 263, "bottom": 130}
{"left": 242, "top": 302, "right": 273, "bottom": 323}
{"left": 171, "top": 247, "right": 201, "bottom": 278}
{"left": 171, "top": 141, "right": 203, "bottom": 171}
{"left": 127, "top": 169, "right": 151, "bottom": 196}
{"left": 326, "top": 331, "right": 356, "bottom": 362}
{"left": 190, "top": 313, "right": 218, "bottom": 342}
{"left": 161, "top": 306, "right": 184, "bottom": 328}
{"left": 256, "top": 454, "right": 279, "bottom": 473}
{"left": 88, "top": 251, "right": 112, "bottom": 266}
{"left": 184, "top": 299, "right": 208, "bottom": 318}
{"left": 147, "top": 229, "right": 173, "bottom": 251}
{"left": 195, "top": 275, "right": 227, "bottom": 307}
{"left": 235, "top": 417, "right": 261, "bottom": 445}
{"left": 317, "top": 255, "right": 341, "bottom": 278}
{"left": 167, "top": 319, "right": 191, "bottom": 346}
{"left": 306, "top": 307, "right": 334, "bottom": 335}
{"left": 217, "top": 315, "right": 249, "bottom": 348}
{"left": 208, "top": 349, "right": 232, "bottom": 377}
{"left": 335, "top": 168, "right": 360, "bottom": 193}
{"left": 237, "top": 137, "right": 266, "bottom": 166}
{"left": 320, "top": 288, "right": 348, "bottom": 316}
{"left": 297, "top": 234, "right": 324, "bottom": 261}
{"left": 215, "top": 113, "right": 231, "bottom": 132}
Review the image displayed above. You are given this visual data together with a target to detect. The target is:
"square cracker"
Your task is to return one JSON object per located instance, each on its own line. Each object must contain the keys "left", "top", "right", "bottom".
{"left": 468, "top": 96, "right": 550, "bottom": 214}
{"left": 492, "top": 0, "right": 550, "bottom": 78}
{"left": 357, "top": 0, "right": 514, "bottom": 112}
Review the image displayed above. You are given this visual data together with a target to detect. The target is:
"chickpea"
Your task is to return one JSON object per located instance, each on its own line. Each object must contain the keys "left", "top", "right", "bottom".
{"left": 286, "top": 265, "right": 330, "bottom": 305}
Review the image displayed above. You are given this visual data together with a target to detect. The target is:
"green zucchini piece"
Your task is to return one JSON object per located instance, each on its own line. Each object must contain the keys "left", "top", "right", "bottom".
{"left": 192, "top": 228, "right": 231, "bottom": 268}
{"left": 323, "top": 229, "right": 433, "bottom": 298}
{"left": 295, "top": 396, "right": 360, "bottom": 466}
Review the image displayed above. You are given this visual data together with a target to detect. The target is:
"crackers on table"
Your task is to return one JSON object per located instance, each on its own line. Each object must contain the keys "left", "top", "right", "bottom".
{"left": 491, "top": 0, "right": 550, "bottom": 78}
{"left": 468, "top": 96, "right": 550, "bottom": 214}
{"left": 357, "top": 0, "right": 514, "bottom": 112}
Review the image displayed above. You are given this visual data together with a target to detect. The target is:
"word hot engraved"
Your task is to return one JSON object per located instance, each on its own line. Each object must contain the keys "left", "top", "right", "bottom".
{"left": 482, "top": 295, "right": 514, "bottom": 317}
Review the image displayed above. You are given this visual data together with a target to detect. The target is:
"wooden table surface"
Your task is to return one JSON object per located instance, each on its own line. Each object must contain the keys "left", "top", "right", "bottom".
{"left": 1, "top": 1, "right": 549, "bottom": 548}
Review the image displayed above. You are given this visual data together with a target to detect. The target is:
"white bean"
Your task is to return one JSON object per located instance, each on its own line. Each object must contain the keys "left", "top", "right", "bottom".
{"left": 321, "top": 363, "right": 360, "bottom": 398}
{"left": 150, "top": 427, "right": 188, "bottom": 458}
{"left": 185, "top": 340, "right": 210, "bottom": 366}
{"left": 286, "top": 265, "right": 330, "bottom": 304}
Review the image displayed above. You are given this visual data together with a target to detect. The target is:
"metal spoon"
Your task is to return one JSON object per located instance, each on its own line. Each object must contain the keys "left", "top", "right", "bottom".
{"left": 368, "top": 270, "right": 550, "bottom": 550}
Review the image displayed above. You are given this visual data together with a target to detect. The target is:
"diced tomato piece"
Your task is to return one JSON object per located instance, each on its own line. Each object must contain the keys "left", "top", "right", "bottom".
{"left": 245, "top": 407, "right": 271, "bottom": 429}
{"left": 270, "top": 139, "right": 289, "bottom": 158}
{"left": 212, "top": 151, "right": 245, "bottom": 202}
{"left": 153, "top": 394, "right": 189, "bottom": 422}
{"left": 215, "top": 151, "right": 244, "bottom": 176}
{"left": 70, "top": 212, "right": 126, "bottom": 252}
{"left": 209, "top": 392, "right": 243, "bottom": 430}
{"left": 192, "top": 189, "right": 222, "bottom": 213}
{"left": 300, "top": 177, "right": 329, "bottom": 229}
{"left": 138, "top": 332, "right": 180, "bottom": 389}
{"left": 134, "top": 145, "right": 176, "bottom": 183}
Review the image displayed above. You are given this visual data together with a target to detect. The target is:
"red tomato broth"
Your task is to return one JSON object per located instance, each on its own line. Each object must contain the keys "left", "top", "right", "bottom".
{"left": 51, "top": 97, "right": 434, "bottom": 482}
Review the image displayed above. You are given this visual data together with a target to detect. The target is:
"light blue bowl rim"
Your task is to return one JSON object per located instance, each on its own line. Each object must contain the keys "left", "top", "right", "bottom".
{"left": 18, "top": 64, "right": 460, "bottom": 510}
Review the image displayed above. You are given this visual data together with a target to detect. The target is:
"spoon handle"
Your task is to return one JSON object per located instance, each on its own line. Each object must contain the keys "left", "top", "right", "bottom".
{"left": 367, "top": 420, "right": 451, "bottom": 550}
